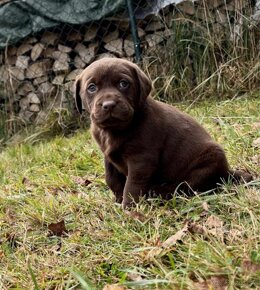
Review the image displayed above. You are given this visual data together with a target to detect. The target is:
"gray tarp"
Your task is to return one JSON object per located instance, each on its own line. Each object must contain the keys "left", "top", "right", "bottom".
{"left": 0, "top": 0, "right": 258, "bottom": 48}
{"left": 0, "top": 0, "right": 126, "bottom": 48}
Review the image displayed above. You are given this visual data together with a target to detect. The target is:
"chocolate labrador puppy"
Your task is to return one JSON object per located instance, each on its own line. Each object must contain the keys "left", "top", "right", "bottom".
{"left": 74, "top": 58, "right": 252, "bottom": 208}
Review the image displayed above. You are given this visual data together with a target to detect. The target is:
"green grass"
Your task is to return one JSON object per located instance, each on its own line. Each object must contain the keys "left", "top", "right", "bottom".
{"left": 0, "top": 97, "right": 259, "bottom": 289}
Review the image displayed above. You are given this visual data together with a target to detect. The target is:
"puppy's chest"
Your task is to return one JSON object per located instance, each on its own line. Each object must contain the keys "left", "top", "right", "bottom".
{"left": 99, "top": 134, "right": 128, "bottom": 175}
{"left": 107, "top": 150, "right": 128, "bottom": 175}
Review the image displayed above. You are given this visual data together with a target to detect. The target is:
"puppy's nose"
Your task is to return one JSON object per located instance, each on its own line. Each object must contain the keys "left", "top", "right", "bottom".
{"left": 102, "top": 100, "right": 116, "bottom": 111}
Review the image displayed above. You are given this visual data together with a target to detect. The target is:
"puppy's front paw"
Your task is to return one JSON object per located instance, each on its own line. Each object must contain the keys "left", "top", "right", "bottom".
{"left": 115, "top": 194, "right": 123, "bottom": 204}
{"left": 122, "top": 200, "right": 135, "bottom": 209}
{"left": 122, "top": 196, "right": 137, "bottom": 209}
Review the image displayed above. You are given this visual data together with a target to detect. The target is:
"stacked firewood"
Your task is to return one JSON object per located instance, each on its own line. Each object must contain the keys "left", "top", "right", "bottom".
{"left": 0, "top": 0, "right": 250, "bottom": 122}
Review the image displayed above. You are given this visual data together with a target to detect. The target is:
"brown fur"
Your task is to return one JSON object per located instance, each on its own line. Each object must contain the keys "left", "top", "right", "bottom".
{"left": 74, "top": 58, "right": 252, "bottom": 208}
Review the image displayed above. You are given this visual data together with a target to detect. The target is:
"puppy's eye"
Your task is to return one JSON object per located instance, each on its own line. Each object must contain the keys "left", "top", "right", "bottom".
{"left": 87, "top": 83, "right": 97, "bottom": 93}
{"left": 119, "top": 80, "right": 129, "bottom": 89}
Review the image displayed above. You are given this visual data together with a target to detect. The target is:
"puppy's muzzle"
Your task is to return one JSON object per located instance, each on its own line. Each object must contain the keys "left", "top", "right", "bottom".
{"left": 102, "top": 100, "right": 116, "bottom": 112}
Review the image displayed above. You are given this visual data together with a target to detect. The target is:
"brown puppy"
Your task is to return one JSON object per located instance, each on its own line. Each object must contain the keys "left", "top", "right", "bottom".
{"left": 74, "top": 58, "right": 252, "bottom": 208}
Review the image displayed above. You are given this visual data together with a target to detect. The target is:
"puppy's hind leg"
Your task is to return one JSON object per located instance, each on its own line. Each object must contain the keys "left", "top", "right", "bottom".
{"left": 149, "top": 145, "right": 231, "bottom": 199}
{"left": 182, "top": 144, "right": 231, "bottom": 193}
{"left": 227, "top": 169, "right": 253, "bottom": 184}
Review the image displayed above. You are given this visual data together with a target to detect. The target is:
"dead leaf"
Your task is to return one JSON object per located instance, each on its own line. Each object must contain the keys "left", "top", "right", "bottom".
{"left": 205, "top": 215, "right": 223, "bottom": 229}
{"left": 22, "top": 177, "right": 31, "bottom": 185}
{"left": 144, "top": 223, "right": 188, "bottom": 259}
{"left": 209, "top": 275, "right": 228, "bottom": 289}
{"left": 241, "top": 259, "right": 260, "bottom": 274}
{"left": 162, "top": 222, "right": 189, "bottom": 248}
{"left": 22, "top": 177, "right": 35, "bottom": 191}
{"left": 70, "top": 190, "right": 80, "bottom": 195}
{"left": 188, "top": 221, "right": 208, "bottom": 236}
{"left": 4, "top": 208, "right": 16, "bottom": 222}
{"left": 48, "top": 187, "right": 63, "bottom": 195}
{"left": 5, "top": 233, "right": 18, "bottom": 248}
{"left": 48, "top": 186, "right": 79, "bottom": 196}
{"left": 252, "top": 122, "right": 260, "bottom": 130}
{"left": 48, "top": 220, "right": 67, "bottom": 237}
{"left": 252, "top": 137, "right": 260, "bottom": 148}
{"left": 125, "top": 210, "right": 146, "bottom": 222}
{"left": 188, "top": 217, "right": 225, "bottom": 241}
{"left": 146, "top": 247, "right": 163, "bottom": 259}
{"left": 212, "top": 117, "right": 225, "bottom": 127}
{"left": 202, "top": 201, "right": 209, "bottom": 212}
{"left": 154, "top": 235, "right": 161, "bottom": 246}
{"left": 72, "top": 175, "right": 92, "bottom": 186}
{"left": 146, "top": 223, "right": 189, "bottom": 259}
{"left": 193, "top": 281, "right": 209, "bottom": 290}
{"left": 96, "top": 211, "right": 104, "bottom": 221}
{"left": 205, "top": 215, "right": 224, "bottom": 240}
{"left": 127, "top": 272, "right": 143, "bottom": 282}
{"left": 200, "top": 201, "right": 210, "bottom": 217}
{"left": 103, "top": 285, "right": 126, "bottom": 290}
{"left": 251, "top": 154, "right": 260, "bottom": 165}
{"left": 227, "top": 228, "right": 243, "bottom": 242}
{"left": 192, "top": 275, "right": 228, "bottom": 290}
{"left": 0, "top": 250, "right": 4, "bottom": 260}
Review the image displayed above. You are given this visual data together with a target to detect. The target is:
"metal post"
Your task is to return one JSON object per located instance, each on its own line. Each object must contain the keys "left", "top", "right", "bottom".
{"left": 125, "top": 0, "right": 142, "bottom": 63}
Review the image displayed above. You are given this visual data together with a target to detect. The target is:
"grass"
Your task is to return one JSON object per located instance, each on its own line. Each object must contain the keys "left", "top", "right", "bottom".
{"left": 0, "top": 96, "right": 259, "bottom": 289}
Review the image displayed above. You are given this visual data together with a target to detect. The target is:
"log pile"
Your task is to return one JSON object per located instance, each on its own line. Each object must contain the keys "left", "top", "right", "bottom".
{"left": 0, "top": 0, "right": 252, "bottom": 122}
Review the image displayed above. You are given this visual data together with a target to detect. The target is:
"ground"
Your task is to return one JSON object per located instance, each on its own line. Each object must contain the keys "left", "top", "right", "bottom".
{"left": 0, "top": 96, "right": 259, "bottom": 289}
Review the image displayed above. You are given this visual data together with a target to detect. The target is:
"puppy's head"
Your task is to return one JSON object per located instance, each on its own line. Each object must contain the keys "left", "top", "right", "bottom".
{"left": 74, "top": 58, "right": 151, "bottom": 129}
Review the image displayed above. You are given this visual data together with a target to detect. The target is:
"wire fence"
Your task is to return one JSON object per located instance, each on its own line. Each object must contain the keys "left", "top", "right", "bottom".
{"left": 0, "top": 0, "right": 259, "bottom": 137}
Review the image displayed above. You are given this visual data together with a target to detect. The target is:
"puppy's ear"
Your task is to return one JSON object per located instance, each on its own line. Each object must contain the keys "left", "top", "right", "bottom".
{"left": 135, "top": 66, "right": 152, "bottom": 106}
{"left": 74, "top": 77, "right": 82, "bottom": 114}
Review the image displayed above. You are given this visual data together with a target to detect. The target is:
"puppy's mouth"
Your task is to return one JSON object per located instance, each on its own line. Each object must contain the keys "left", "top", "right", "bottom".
{"left": 92, "top": 112, "right": 133, "bottom": 128}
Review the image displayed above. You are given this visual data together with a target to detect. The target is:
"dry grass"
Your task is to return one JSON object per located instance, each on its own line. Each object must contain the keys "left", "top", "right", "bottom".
{"left": 142, "top": 12, "right": 259, "bottom": 102}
